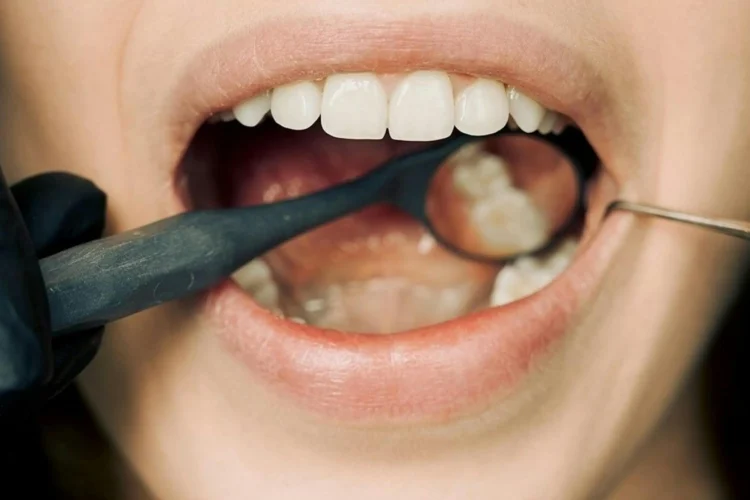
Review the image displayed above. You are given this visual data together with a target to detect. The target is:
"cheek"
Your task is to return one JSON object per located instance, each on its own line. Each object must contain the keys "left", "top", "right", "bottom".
{"left": 0, "top": 2, "right": 170, "bottom": 223}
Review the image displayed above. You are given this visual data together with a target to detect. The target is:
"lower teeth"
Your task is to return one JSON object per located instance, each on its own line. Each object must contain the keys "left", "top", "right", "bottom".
{"left": 489, "top": 237, "right": 578, "bottom": 307}
{"left": 279, "top": 278, "right": 490, "bottom": 333}
{"left": 231, "top": 259, "right": 282, "bottom": 314}
{"left": 231, "top": 235, "right": 579, "bottom": 331}
{"left": 230, "top": 144, "right": 580, "bottom": 332}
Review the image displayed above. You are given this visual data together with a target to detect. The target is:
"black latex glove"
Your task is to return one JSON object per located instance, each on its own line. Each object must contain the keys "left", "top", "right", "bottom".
{"left": 0, "top": 168, "right": 106, "bottom": 417}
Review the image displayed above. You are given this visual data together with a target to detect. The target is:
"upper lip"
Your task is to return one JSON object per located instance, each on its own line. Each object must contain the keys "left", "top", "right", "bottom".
{"left": 157, "top": 8, "right": 625, "bottom": 426}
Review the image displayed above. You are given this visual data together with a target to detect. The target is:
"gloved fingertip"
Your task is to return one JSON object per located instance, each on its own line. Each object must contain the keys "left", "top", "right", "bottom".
{"left": 47, "top": 329, "right": 103, "bottom": 400}
{"left": 0, "top": 322, "right": 50, "bottom": 402}
{"left": 11, "top": 172, "right": 108, "bottom": 257}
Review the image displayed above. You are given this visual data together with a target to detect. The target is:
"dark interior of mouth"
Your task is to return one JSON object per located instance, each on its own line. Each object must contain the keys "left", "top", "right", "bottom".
{"left": 179, "top": 119, "right": 593, "bottom": 334}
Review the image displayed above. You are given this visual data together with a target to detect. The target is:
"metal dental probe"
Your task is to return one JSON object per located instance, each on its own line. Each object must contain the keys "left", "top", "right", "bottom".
{"left": 607, "top": 201, "right": 750, "bottom": 240}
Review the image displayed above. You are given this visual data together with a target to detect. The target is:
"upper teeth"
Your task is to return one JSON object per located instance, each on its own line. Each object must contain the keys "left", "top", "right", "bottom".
{"left": 323, "top": 73, "right": 388, "bottom": 140}
{"left": 455, "top": 78, "right": 510, "bottom": 137}
{"left": 222, "top": 71, "right": 568, "bottom": 140}
{"left": 234, "top": 90, "right": 271, "bottom": 127}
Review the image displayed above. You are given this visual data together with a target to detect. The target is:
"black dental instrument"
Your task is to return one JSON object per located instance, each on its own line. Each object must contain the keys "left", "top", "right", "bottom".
{"left": 41, "top": 129, "right": 598, "bottom": 336}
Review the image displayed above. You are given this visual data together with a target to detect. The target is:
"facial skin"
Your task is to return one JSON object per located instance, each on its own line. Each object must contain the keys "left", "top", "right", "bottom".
{"left": 1, "top": 1, "right": 750, "bottom": 498}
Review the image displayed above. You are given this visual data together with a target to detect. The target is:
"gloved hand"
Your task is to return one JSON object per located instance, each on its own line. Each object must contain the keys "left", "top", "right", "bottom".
{"left": 0, "top": 167, "right": 106, "bottom": 417}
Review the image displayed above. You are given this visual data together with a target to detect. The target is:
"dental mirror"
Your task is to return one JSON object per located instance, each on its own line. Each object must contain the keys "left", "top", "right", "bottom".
{"left": 418, "top": 134, "right": 586, "bottom": 262}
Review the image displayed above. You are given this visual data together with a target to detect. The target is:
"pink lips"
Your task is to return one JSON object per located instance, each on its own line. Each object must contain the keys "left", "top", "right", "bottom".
{"left": 204, "top": 217, "right": 626, "bottom": 424}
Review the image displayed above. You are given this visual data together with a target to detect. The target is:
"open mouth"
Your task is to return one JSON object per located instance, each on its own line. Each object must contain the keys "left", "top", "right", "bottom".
{"left": 173, "top": 62, "right": 622, "bottom": 424}
{"left": 183, "top": 72, "right": 584, "bottom": 331}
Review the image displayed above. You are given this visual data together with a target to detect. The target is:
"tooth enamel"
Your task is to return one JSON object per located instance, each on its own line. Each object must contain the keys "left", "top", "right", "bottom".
{"left": 208, "top": 110, "right": 236, "bottom": 124}
{"left": 254, "top": 282, "right": 281, "bottom": 310}
{"left": 219, "top": 71, "right": 563, "bottom": 143}
{"left": 471, "top": 190, "right": 549, "bottom": 253}
{"left": 303, "top": 298, "right": 326, "bottom": 314}
{"left": 537, "top": 111, "right": 558, "bottom": 135}
{"left": 232, "top": 260, "right": 282, "bottom": 310}
{"left": 220, "top": 110, "right": 237, "bottom": 122}
{"left": 454, "top": 79, "right": 510, "bottom": 136}
{"left": 388, "top": 71, "right": 455, "bottom": 141}
{"left": 507, "top": 87, "right": 546, "bottom": 133}
{"left": 450, "top": 143, "right": 484, "bottom": 163}
{"left": 234, "top": 91, "right": 271, "bottom": 127}
{"left": 293, "top": 279, "right": 483, "bottom": 334}
{"left": 222, "top": 72, "right": 560, "bottom": 141}
{"left": 452, "top": 153, "right": 513, "bottom": 199}
{"left": 552, "top": 116, "right": 568, "bottom": 135}
{"left": 490, "top": 238, "right": 578, "bottom": 307}
{"left": 271, "top": 81, "right": 322, "bottom": 130}
{"left": 232, "top": 260, "right": 273, "bottom": 291}
{"left": 321, "top": 73, "right": 388, "bottom": 140}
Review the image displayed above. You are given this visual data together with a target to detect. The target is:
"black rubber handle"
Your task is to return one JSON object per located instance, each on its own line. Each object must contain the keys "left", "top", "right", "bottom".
{"left": 41, "top": 179, "right": 387, "bottom": 336}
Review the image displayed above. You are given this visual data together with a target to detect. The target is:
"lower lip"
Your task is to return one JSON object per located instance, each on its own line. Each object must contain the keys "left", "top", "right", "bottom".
{"left": 203, "top": 216, "right": 626, "bottom": 424}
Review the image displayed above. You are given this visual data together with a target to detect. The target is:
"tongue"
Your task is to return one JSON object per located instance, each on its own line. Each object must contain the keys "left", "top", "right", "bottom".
{"left": 222, "top": 122, "right": 499, "bottom": 333}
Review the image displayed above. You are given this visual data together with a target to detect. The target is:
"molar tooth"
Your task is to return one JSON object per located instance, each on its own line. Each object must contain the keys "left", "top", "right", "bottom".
{"left": 490, "top": 238, "right": 578, "bottom": 306}
{"left": 489, "top": 266, "right": 527, "bottom": 307}
{"left": 470, "top": 189, "right": 549, "bottom": 253}
{"left": 388, "top": 71, "right": 455, "bottom": 141}
{"left": 303, "top": 298, "right": 326, "bottom": 314}
{"left": 321, "top": 73, "right": 387, "bottom": 140}
{"left": 452, "top": 154, "right": 512, "bottom": 199}
{"left": 234, "top": 91, "right": 271, "bottom": 127}
{"left": 454, "top": 79, "right": 509, "bottom": 136}
{"left": 507, "top": 87, "right": 545, "bottom": 133}
{"left": 271, "top": 81, "right": 322, "bottom": 130}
